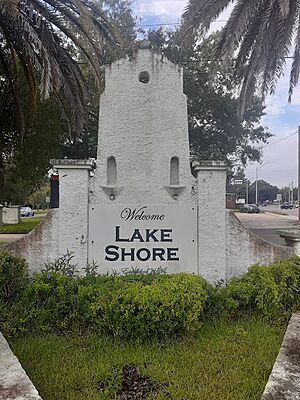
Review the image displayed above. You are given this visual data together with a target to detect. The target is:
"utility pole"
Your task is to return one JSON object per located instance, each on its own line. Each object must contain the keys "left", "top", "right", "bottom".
{"left": 246, "top": 179, "right": 249, "bottom": 205}
{"left": 255, "top": 167, "right": 258, "bottom": 205}
{"left": 298, "top": 126, "right": 300, "bottom": 221}
{"left": 255, "top": 162, "right": 271, "bottom": 205}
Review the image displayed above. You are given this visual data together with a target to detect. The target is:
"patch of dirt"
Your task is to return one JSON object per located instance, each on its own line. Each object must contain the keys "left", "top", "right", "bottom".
{"left": 97, "top": 363, "right": 168, "bottom": 399}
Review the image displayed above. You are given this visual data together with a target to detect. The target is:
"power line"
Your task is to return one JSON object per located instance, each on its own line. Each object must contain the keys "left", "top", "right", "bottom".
{"left": 139, "top": 19, "right": 228, "bottom": 27}
{"left": 262, "top": 130, "right": 298, "bottom": 148}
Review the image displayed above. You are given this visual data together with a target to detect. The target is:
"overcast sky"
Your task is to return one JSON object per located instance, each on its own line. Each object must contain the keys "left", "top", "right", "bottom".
{"left": 133, "top": 0, "right": 300, "bottom": 188}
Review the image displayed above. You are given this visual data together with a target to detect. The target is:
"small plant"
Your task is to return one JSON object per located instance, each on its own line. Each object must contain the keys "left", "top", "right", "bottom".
{"left": 0, "top": 252, "right": 28, "bottom": 302}
{"left": 83, "top": 260, "right": 99, "bottom": 277}
{"left": 42, "top": 250, "right": 78, "bottom": 277}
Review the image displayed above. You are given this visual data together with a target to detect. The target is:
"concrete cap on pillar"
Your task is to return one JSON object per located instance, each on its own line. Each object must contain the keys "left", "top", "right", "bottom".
{"left": 50, "top": 159, "right": 95, "bottom": 170}
{"left": 278, "top": 229, "right": 300, "bottom": 243}
{"left": 192, "top": 160, "right": 228, "bottom": 172}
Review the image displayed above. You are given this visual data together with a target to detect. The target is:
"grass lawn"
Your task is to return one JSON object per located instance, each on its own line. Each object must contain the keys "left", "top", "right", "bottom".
{"left": 9, "top": 316, "right": 285, "bottom": 400}
{"left": 34, "top": 209, "right": 49, "bottom": 215}
{"left": 267, "top": 210, "right": 288, "bottom": 216}
{"left": 0, "top": 217, "right": 43, "bottom": 234}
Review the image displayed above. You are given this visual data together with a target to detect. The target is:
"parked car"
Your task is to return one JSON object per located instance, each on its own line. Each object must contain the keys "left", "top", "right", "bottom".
{"left": 280, "top": 202, "right": 293, "bottom": 210}
{"left": 20, "top": 206, "right": 34, "bottom": 217}
{"left": 240, "top": 204, "right": 260, "bottom": 214}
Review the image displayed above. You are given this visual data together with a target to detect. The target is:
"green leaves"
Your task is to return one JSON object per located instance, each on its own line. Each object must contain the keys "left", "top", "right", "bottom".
{"left": 183, "top": 0, "right": 300, "bottom": 113}
{"left": 223, "top": 256, "right": 300, "bottom": 319}
{"left": 0, "top": 252, "right": 28, "bottom": 302}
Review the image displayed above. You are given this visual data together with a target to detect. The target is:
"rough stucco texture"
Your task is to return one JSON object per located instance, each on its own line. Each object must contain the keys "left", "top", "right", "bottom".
{"left": 226, "top": 211, "right": 294, "bottom": 280}
{"left": 4, "top": 167, "right": 90, "bottom": 273}
{"left": 197, "top": 168, "right": 227, "bottom": 283}
{"left": 90, "top": 49, "right": 197, "bottom": 206}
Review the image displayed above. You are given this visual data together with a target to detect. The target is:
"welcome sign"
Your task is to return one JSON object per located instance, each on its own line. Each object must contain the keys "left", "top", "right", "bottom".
{"left": 89, "top": 205, "right": 198, "bottom": 274}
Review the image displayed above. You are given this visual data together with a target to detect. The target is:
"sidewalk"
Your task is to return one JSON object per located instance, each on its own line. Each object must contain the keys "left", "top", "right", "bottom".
{"left": 0, "top": 234, "right": 25, "bottom": 244}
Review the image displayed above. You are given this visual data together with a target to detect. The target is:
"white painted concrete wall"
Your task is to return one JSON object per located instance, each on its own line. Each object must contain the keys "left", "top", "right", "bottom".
{"left": 56, "top": 165, "right": 90, "bottom": 267}
{"left": 195, "top": 162, "right": 227, "bottom": 283}
{"left": 6, "top": 162, "right": 92, "bottom": 274}
{"left": 91, "top": 48, "right": 196, "bottom": 206}
{"left": 226, "top": 212, "right": 294, "bottom": 280}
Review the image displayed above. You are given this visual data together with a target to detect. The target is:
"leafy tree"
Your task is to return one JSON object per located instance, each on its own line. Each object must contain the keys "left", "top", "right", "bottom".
{"left": 0, "top": 0, "right": 136, "bottom": 203}
{"left": 232, "top": 179, "right": 279, "bottom": 204}
{"left": 249, "top": 180, "right": 279, "bottom": 204}
{"left": 0, "top": 96, "right": 64, "bottom": 203}
{"left": 26, "top": 181, "right": 50, "bottom": 210}
{"left": 183, "top": 0, "right": 300, "bottom": 113}
{"left": 62, "top": 0, "right": 137, "bottom": 159}
{"left": 0, "top": 0, "right": 118, "bottom": 135}
{"left": 147, "top": 29, "right": 271, "bottom": 166}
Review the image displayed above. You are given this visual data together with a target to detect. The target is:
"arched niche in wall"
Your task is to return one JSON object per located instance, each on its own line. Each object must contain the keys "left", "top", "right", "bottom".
{"left": 107, "top": 156, "right": 117, "bottom": 185}
{"left": 170, "top": 156, "right": 179, "bottom": 186}
{"left": 101, "top": 156, "right": 123, "bottom": 199}
{"left": 165, "top": 156, "right": 186, "bottom": 199}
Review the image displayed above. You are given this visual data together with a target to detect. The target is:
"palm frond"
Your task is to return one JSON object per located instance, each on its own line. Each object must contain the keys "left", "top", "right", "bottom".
{"left": 0, "top": 0, "right": 119, "bottom": 135}
{"left": 183, "top": 0, "right": 233, "bottom": 33}
{"left": 183, "top": 0, "right": 300, "bottom": 114}
{"left": 289, "top": 13, "right": 300, "bottom": 100}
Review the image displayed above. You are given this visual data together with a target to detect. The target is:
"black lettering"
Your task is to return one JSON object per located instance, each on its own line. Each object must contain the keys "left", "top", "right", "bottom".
{"left": 130, "top": 229, "right": 144, "bottom": 242}
{"left": 167, "top": 248, "right": 179, "bottom": 261}
{"left": 115, "top": 226, "right": 129, "bottom": 242}
{"left": 121, "top": 248, "right": 135, "bottom": 261}
{"left": 145, "top": 229, "right": 159, "bottom": 242}
{"left": 120, "top": 208, "right": 131, "bottom": 221}
{"left": 105, "top": 245, "right": 119, "bottom": 261}
{"left": 161, "top": 229, "right": 172, "bottom": 242}
{"left": 136, "top": 248, "right": 151, "bottom": 261}
{"left": 152, "top": 248, "right": 166, "bottom": 261}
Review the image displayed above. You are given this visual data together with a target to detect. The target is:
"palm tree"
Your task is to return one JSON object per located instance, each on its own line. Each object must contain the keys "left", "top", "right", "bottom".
{"left": 183, "top": 0, "right": 300, "bottom": 114}
{"left": 0, "top": 0, "right": 119, "bottom": 134}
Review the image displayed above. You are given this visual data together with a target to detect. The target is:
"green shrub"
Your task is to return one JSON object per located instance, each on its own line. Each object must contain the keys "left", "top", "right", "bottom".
{"left": 0, "top": 252, "right": 28, "bottom": 302}
{"left": 2, "top": 255, "right": 300, "bottom": 338}
{"left": 85, "top": 273, "right": 208, "bottom": 339}
{"left": 1, "top": 271, "right": 209, "bottom": 338}
{"left": 224, "top": 257, "right": 300, "bottom": 319}
{"left": 20, "top": 272, "right": 80, "bottom": 333}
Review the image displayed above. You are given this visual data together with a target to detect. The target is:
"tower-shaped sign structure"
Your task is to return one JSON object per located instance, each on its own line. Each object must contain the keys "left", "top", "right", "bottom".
{"left": 89, "top": 43, "right": 198, "bottom": 273}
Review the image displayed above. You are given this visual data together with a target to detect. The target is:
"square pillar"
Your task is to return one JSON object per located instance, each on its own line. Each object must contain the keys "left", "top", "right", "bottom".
{"left": 193, "top": 161, "right": 227, "bottom": 284}
{"left": 278, "top": 230, "right": 300, "bottom": 256}
{"left": 50, "top": 159, "right": 95, "bottom": 271}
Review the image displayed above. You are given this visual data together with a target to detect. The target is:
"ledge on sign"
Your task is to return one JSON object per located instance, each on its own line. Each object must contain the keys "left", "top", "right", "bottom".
{"left": 164, "top": 184, "right": 186, "bottom": 199}
{"left": 100, "top": 184, "right": 123, "bottom": 199}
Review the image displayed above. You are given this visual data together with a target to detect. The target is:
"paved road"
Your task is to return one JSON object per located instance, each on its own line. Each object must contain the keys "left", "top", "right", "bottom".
{"left": 262, "top": 204, "right": 299, "bottom": 217}
{"left": 236, "top": 210, "right": 300, "bottom": 245}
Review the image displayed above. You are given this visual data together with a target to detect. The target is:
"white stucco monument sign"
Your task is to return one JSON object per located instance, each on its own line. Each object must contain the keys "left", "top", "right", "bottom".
{"left": 11, "top": 41, "right": 230, "bottom": 283}
{"left": 10, "top": 41, "right": 291, "bottom": 284}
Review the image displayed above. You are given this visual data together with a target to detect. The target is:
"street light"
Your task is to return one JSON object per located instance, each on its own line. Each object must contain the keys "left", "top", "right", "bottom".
{"left": 255, "top": 161, "right": 271, "bottom": 205}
